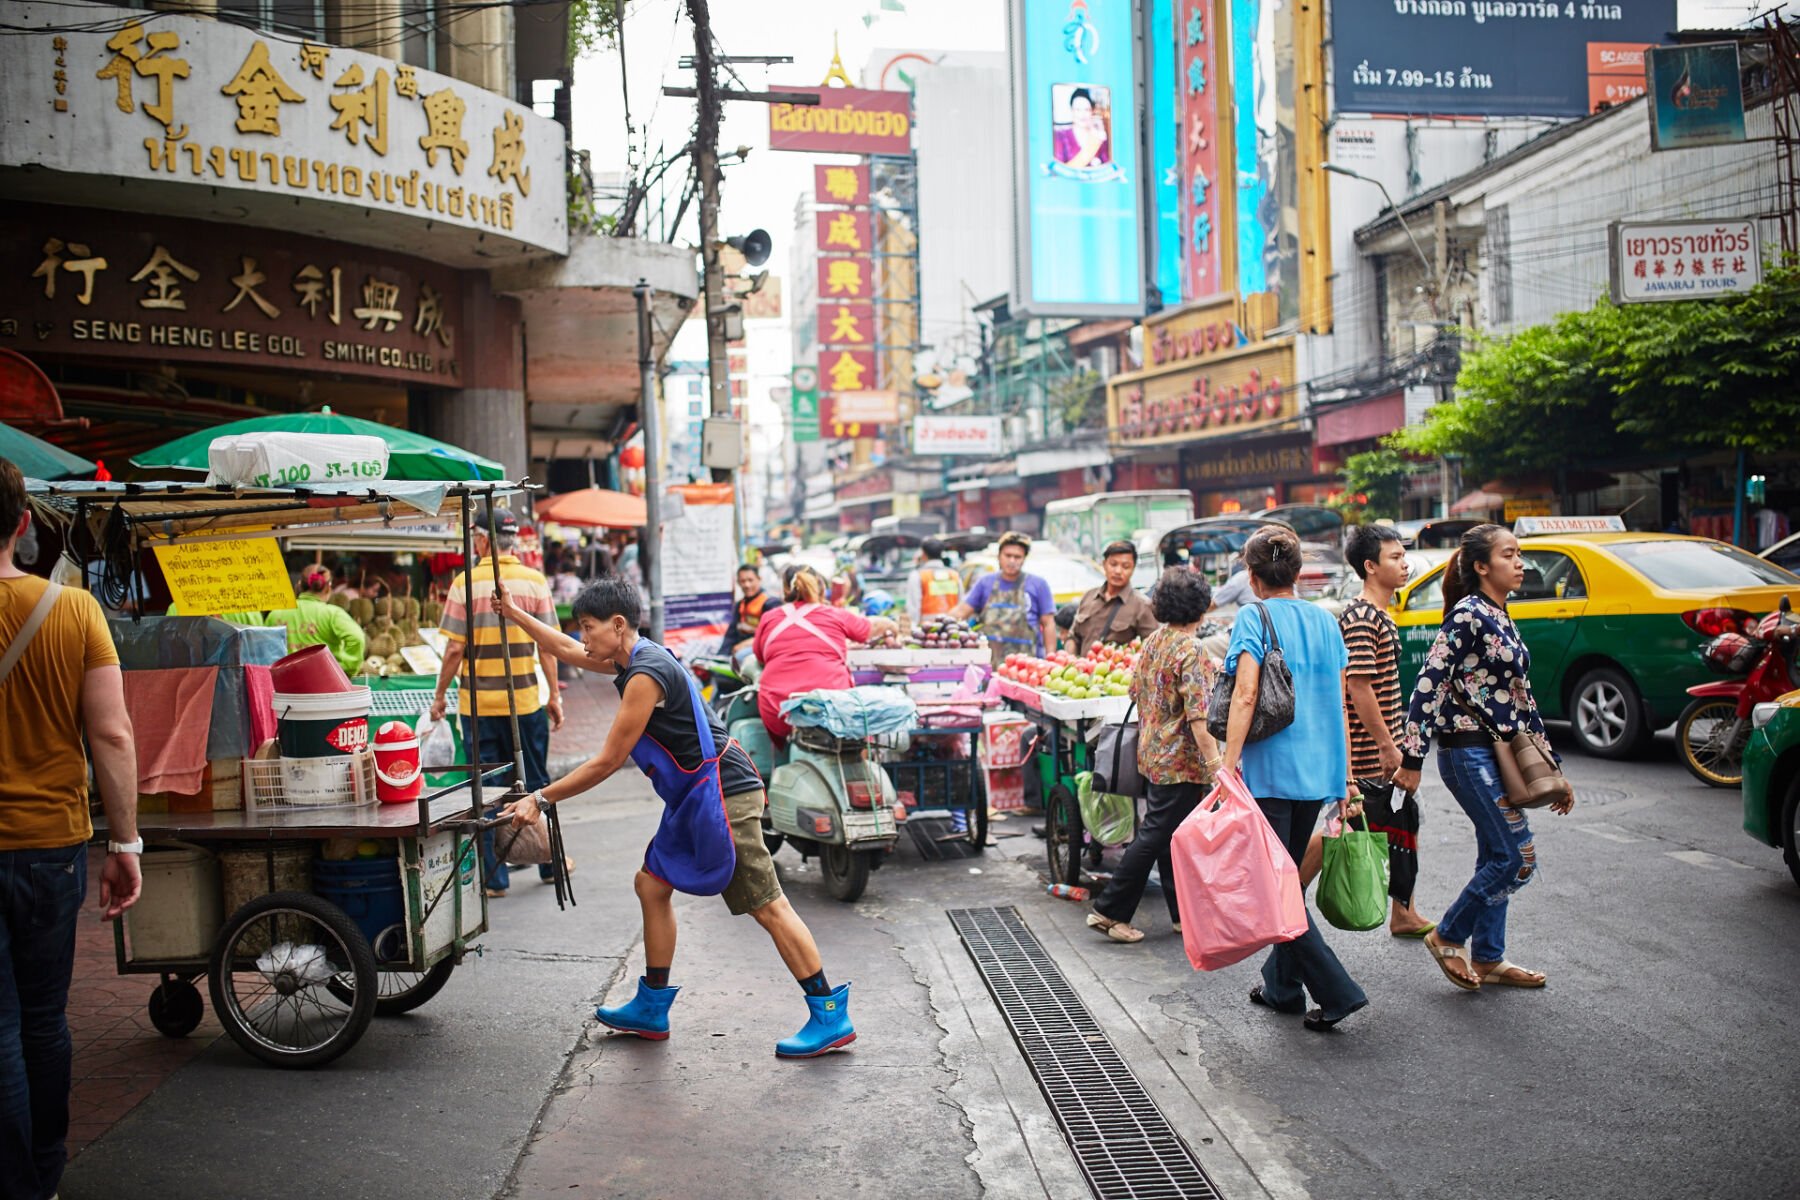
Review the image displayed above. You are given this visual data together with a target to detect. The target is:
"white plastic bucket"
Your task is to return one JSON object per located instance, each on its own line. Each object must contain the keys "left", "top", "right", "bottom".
{"left": 274, "top": 686, "right": 371, "bottom": 760}
{"left": 281, "top": 754, "right": 362, "bottom": 806}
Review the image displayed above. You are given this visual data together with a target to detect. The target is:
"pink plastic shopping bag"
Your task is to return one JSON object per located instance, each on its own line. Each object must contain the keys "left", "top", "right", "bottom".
{"left": 1170, "top": 769, "right": 1309, "bottom": 971}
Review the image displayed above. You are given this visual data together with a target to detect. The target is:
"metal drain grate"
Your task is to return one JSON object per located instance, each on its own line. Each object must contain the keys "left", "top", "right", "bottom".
{"left": 948, "top": 906, "right": 1222, "bottom": 1200}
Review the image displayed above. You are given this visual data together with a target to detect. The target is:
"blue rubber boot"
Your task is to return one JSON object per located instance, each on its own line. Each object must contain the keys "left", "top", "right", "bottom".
{"left": 775, "top": 982, "right": 856, "bottom": 1058}
{"left": 595, "top": 977, "right": 679, "bottom": 1040}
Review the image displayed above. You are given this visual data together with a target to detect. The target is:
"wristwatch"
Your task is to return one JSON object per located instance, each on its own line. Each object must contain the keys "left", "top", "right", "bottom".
{"left": 107, "top": 838, "right": 144, "bottom": 855}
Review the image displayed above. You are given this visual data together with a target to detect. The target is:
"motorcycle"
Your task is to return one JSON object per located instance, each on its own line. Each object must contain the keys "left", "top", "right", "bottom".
{"left": 1677, "top": 596, "right": 1800, "bottom": 788}
{"left": 720, "top": 687, "right": 899, "bottom": 902}
{"left": 689, "top": 644, "right": 758, "bottom": 716}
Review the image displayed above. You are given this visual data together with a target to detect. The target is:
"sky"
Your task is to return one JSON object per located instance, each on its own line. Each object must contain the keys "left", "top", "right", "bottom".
{"left": 569, "top": 0, "right": 1772, "bottom": 363}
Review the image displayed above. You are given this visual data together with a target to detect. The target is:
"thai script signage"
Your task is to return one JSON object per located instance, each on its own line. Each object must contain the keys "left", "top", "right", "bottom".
{"left": 913, "top": 415, "right": 1004, "bottom": 457}
{"left": 1146, "top": 299, "right": 1245, "bottom": 367}
{"left": 1109, "top": 341, "right": 1296, "bottom": 449}
{"left": 1182, "top": 435, "right": 1313, "bottom": 488}
{"left": 1331, "top": 0, "right": 1675, "bottom": 118}
{"left": 768, "top": 87, "right": 911, "bottom": 155}
{"left": 2, "top": 200, "right": 466, "bottom": 385}
{"left": 0, "top": 1, "right": 566, "bottom": 256}
{"left": 1609, "top": 219, "right": 1761, "bottom": 304}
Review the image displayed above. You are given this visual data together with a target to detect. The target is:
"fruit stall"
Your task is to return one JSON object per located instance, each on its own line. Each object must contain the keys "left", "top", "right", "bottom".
{"left": 991, "top": 639, "right": 1145, "bottom": 889}
{"left": 23, "top": 477, "right": 547, "bottom": 1068}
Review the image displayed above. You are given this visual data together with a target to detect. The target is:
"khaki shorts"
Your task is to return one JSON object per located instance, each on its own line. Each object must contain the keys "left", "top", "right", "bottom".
{"left": 720, "top": 789, "right": 783, "bottom": 916}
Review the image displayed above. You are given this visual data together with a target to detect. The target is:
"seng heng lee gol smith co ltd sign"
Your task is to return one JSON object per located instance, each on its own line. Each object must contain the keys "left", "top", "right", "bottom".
{"left": 0, "top": 0, "right": 567, "bottom": 258}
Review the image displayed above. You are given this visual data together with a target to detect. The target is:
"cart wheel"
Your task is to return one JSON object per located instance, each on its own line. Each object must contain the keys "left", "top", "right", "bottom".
{"left": 325, "top": 925, "right": 458, "bottom": 1016}
{"left": 1044, "top": 783, "right": 1082, "bottom": 889}
{"left": 208, "top": 891, "right": 377, "bottom": 1069}
{"left": 147, "top": 978, "right": 204, "bottom": 1039}
{"left": 820, "top": 843, "right": 871, "bottom": 902}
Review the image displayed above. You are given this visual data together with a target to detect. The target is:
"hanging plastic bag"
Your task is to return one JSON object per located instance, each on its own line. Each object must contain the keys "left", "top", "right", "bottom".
{"left": 1075, "top": 771, "right": 1135, "bottom": 847}
{"left": 1318, "top": 813, "right": 1390, "bottom": 932}
{"left": 1168, "top": 769, "right": 1308, "bottom": 971}
{"left": 418, "top": 715, "right": 457, "bottom": 771}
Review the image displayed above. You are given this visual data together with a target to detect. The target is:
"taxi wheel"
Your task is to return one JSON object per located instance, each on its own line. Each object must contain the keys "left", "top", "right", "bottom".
{"left": 1782, "top": 777, "right": 1800, "bottom": 890}
{"left": 1569, "top": 667, "right": 1648, "bottom": 760}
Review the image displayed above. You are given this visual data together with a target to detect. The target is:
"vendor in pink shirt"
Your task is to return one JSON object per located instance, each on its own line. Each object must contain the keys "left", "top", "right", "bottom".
{"left": 754, "top": 566, "right": 898, "bottom": 745}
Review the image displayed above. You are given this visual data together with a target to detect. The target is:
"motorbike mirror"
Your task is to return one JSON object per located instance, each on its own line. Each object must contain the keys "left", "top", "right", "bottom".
{"left": 1783, "top": 595, "right": 1792, "bottom": 614}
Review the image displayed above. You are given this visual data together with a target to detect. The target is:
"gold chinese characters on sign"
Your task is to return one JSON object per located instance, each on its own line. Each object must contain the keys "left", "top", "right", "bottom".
{"left": 66, "top": 23, "right": 538, "bottom": 239}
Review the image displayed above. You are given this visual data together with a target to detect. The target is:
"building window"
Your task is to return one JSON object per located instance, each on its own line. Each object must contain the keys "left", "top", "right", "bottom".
{"left": 218, "top": 0, "right": 326, "bottom": 40}
{"left": 401, "top": 0, "right": 439, "bottom": 73}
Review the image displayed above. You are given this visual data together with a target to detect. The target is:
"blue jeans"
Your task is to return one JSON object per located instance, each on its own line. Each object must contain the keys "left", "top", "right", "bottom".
{"left": 464, "top": 709, "right": 552, "bottom": 891}
{"left": 1255, "top": 799, "right": 1368, "bottom": 1021}
{"left": 1, "top": 843, "right": 86, "bottom": 1200}
{"left": 1436, "top": 746, "right": 1537, "bottom": 962}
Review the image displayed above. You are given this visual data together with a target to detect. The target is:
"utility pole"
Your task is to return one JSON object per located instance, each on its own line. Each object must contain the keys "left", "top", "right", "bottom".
{"left": 634, "top": 280, "right": 664, "bottom": 642}
{"left": 687, "top": 0, "right": 732, "bottom": 443}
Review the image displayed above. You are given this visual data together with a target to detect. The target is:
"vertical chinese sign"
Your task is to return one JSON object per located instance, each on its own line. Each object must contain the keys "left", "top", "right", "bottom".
{"left": 1179, "top": 0, "right": 1224, "bottom": 300}
{"left": 813, "top": 161, "right": 876, "bottom": 440}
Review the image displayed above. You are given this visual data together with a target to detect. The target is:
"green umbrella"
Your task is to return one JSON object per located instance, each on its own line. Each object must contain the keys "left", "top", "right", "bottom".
{"left": 0, "top": 421, "right": 96, "bottom": 480}
{"left": 130, "top": 406, "right": 504, "bottom": 482}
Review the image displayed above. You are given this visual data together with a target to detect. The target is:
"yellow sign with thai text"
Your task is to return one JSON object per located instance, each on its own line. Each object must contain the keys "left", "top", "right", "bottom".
{"left": 153, "top": 537, "right": 297, "bottom": 616}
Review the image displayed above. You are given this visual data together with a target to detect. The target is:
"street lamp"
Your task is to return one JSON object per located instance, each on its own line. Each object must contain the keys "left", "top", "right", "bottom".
{"left": 1323, "top": 162, "right": 1437, "bottom": 314}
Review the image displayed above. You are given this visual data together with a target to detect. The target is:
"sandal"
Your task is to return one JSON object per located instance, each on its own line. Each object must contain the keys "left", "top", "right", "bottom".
{"left": 1478, "top": 961, "right": 1546, "bottom": 988}
{"left": 1423, "top": 930, "right": 1480, "bottom": 992}
{"left": 1085, "top": 912, "right": 1145, "bottom": 944}
{"left": 484, "top": 887, "right": 508, "bottom": 899}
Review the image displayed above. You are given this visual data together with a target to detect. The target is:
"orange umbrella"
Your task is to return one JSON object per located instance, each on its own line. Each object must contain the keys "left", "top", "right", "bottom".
{"left": 536, "top": 487, "right": 647, "bottom": 529}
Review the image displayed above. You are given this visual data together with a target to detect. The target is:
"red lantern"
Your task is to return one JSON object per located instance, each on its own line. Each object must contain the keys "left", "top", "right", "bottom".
{"left": 619, "top": 445, "right": 646, "bottom": 469}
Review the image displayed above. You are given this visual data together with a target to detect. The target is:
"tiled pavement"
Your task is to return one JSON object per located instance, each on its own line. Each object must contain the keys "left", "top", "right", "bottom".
{"left": 63, "top": 672, "right": 617, "bottom": 1160}
{"left": 64, "top": 847, "right": 222, "bottom": 1157}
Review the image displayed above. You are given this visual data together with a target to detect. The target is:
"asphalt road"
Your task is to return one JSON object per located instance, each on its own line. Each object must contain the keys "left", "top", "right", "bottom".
{"left": 59, "top": 729, "right": 1800, "bottom": 1200}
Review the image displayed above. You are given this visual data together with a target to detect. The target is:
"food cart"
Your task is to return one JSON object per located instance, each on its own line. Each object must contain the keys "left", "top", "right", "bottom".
{"left": 25, "top": 478, "right": 543, "bottom": 1068}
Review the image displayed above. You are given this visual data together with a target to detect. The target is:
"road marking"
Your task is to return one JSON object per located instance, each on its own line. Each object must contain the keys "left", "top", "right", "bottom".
{"left": 1572, "top": 822, "right": 1643, "bottom": 844}
{"left": 1664, "top": 850, "right": 1753, "bottom": 870}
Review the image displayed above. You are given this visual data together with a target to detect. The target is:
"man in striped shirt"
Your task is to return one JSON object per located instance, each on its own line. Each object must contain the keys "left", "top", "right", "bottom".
{"left": 1335, "top": 524, "right": 1433, "bottom": 937}
{"left": 431, "top": 512, "right": 564, "bottom": 896}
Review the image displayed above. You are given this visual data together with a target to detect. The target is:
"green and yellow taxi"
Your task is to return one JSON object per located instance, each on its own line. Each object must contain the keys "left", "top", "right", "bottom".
{"left": 1742, "top": 689, "right": 1800, "bottom": 887}
{"left": 1391, "top": 517, "right": 1800, "bottom": 759}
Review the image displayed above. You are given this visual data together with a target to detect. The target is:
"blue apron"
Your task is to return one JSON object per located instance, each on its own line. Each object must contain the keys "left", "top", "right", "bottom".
{"left": 629, "top": 642, "right": 739, "bottom": 895}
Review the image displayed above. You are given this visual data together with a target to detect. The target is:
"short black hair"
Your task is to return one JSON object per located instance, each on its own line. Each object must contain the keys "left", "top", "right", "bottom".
{"left": 1054, "top": 602, "right": 1077, "bottom": 630}
{"left": 1101, "top": 540, "right": 1137, "bottom": 562}
{"left": 1345, "top": 524, "right": 1405, "bottom": 580}
{"left": 572, "top": 576, "right": 642, "bottom": 627}
{"left": 1152, "top": 568, "right": 1211, "bottom": 624}
{"left": 1069, "top": 86, "right": 1094, "bottom": 106}
{"left": 737, "top": 562, "right": 759, "bottom": 574}
{"left": 921, "top": 537, "right": 945, "bottom": 560}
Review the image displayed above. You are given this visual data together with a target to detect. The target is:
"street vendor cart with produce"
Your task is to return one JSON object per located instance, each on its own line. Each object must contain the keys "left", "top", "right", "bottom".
{"left": 24, "top": 464, "right": 556, "bottom": 1069}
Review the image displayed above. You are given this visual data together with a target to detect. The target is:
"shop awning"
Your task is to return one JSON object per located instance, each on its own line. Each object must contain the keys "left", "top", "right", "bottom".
{"left": 0, "top": 421, "right": 94, "bottom": 481}
{"left": 533, "top": 487, "right": 647, "bottom": 529}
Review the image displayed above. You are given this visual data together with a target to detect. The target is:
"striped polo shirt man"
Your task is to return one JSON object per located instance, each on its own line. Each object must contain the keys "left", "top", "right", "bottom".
{"left": 441, "top": 551, "right": 556, "bottom": 718}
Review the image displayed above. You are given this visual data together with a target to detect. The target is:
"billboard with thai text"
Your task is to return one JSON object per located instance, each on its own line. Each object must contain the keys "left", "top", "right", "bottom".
{"left": 1332, "top": 0, "right": 1676, "bottom": 118}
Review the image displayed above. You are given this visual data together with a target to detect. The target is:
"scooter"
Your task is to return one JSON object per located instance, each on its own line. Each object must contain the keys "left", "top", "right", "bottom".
{"left": 690, "top": 645, "right": 758, "bottom": 715}
{"left": 1678, "top": 596, "right": 1800, "bottom": 788}
{"left": 722, "top": 687, "right": 899, "bottom": 902}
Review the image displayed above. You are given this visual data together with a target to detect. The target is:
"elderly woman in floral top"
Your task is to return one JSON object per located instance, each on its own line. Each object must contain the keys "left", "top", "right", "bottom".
{"left": 1394, "top": 525, "right": 1576, "bottom": 993}
{"left": 1087, "top": 569, "right": 1219, "bottom": 944}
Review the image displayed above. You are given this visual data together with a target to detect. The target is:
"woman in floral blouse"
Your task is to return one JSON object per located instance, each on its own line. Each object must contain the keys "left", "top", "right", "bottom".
{"left": 1394, "top": 524, "right": 1576, "bottom": 993}
{"left": 1087, "top": 569, "right": 1218, "bottom": 944}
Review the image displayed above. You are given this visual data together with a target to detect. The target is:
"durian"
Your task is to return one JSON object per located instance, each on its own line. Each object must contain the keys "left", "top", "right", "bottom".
{"left": 372, "top": 595, "right": 395, "bottom": 621}
{"left": 326, "top": 590, "right": 352, "bottom": 609}
{"left": 348, "top": 597, "right": 375, "bottom": 624}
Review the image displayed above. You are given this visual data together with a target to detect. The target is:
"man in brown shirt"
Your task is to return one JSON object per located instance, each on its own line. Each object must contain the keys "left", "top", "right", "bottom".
{"left": 1067, "top": 541, "right": 1159, "bottom": 655}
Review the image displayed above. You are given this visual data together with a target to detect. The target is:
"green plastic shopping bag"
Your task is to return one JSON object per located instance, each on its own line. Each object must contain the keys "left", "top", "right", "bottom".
{"left": 1317, "top": 813, "right": 1390, "bottom": 931}
{"left": 1075, "top": 772, "right": 1135, "bottom": 847}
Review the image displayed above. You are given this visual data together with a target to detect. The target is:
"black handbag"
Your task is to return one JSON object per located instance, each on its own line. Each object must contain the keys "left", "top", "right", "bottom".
{"left": 1088, "top": 702, "right": 1145, "bottom": 798}
{"left": 1205, "top": 602, "right": 1297, "bottom": 744}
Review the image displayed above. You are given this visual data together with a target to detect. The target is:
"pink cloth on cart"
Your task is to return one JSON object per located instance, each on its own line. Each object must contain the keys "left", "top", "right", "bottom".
{"left": 243, "top": 664, "right": 279, "bottom": 749}
{"left": 124, "top": 667, "right": 219, "bottom": 793}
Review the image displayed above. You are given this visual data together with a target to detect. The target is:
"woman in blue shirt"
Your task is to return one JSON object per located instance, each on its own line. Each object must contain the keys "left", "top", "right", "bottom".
{"left": 1220, "top": 525, "right": 1368, "bottom": 1032}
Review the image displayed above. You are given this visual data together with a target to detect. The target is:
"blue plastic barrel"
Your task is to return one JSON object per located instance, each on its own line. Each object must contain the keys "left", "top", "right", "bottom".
{"left": 313, "top": 857, "right": 405, "bottom": 960}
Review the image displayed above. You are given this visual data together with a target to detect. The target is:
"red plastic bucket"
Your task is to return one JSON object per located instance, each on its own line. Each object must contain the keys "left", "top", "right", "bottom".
{"left": 272, "top": 644, "right": 353, "bottom": 694}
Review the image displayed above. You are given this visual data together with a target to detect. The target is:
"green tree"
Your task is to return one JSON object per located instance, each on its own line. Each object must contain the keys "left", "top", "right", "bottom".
{"left": 1393, "top": 262, "right": 1800, "bottom": 477}
{"left": 1332, "top": 447, "right": 1410, "bottom": 522}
